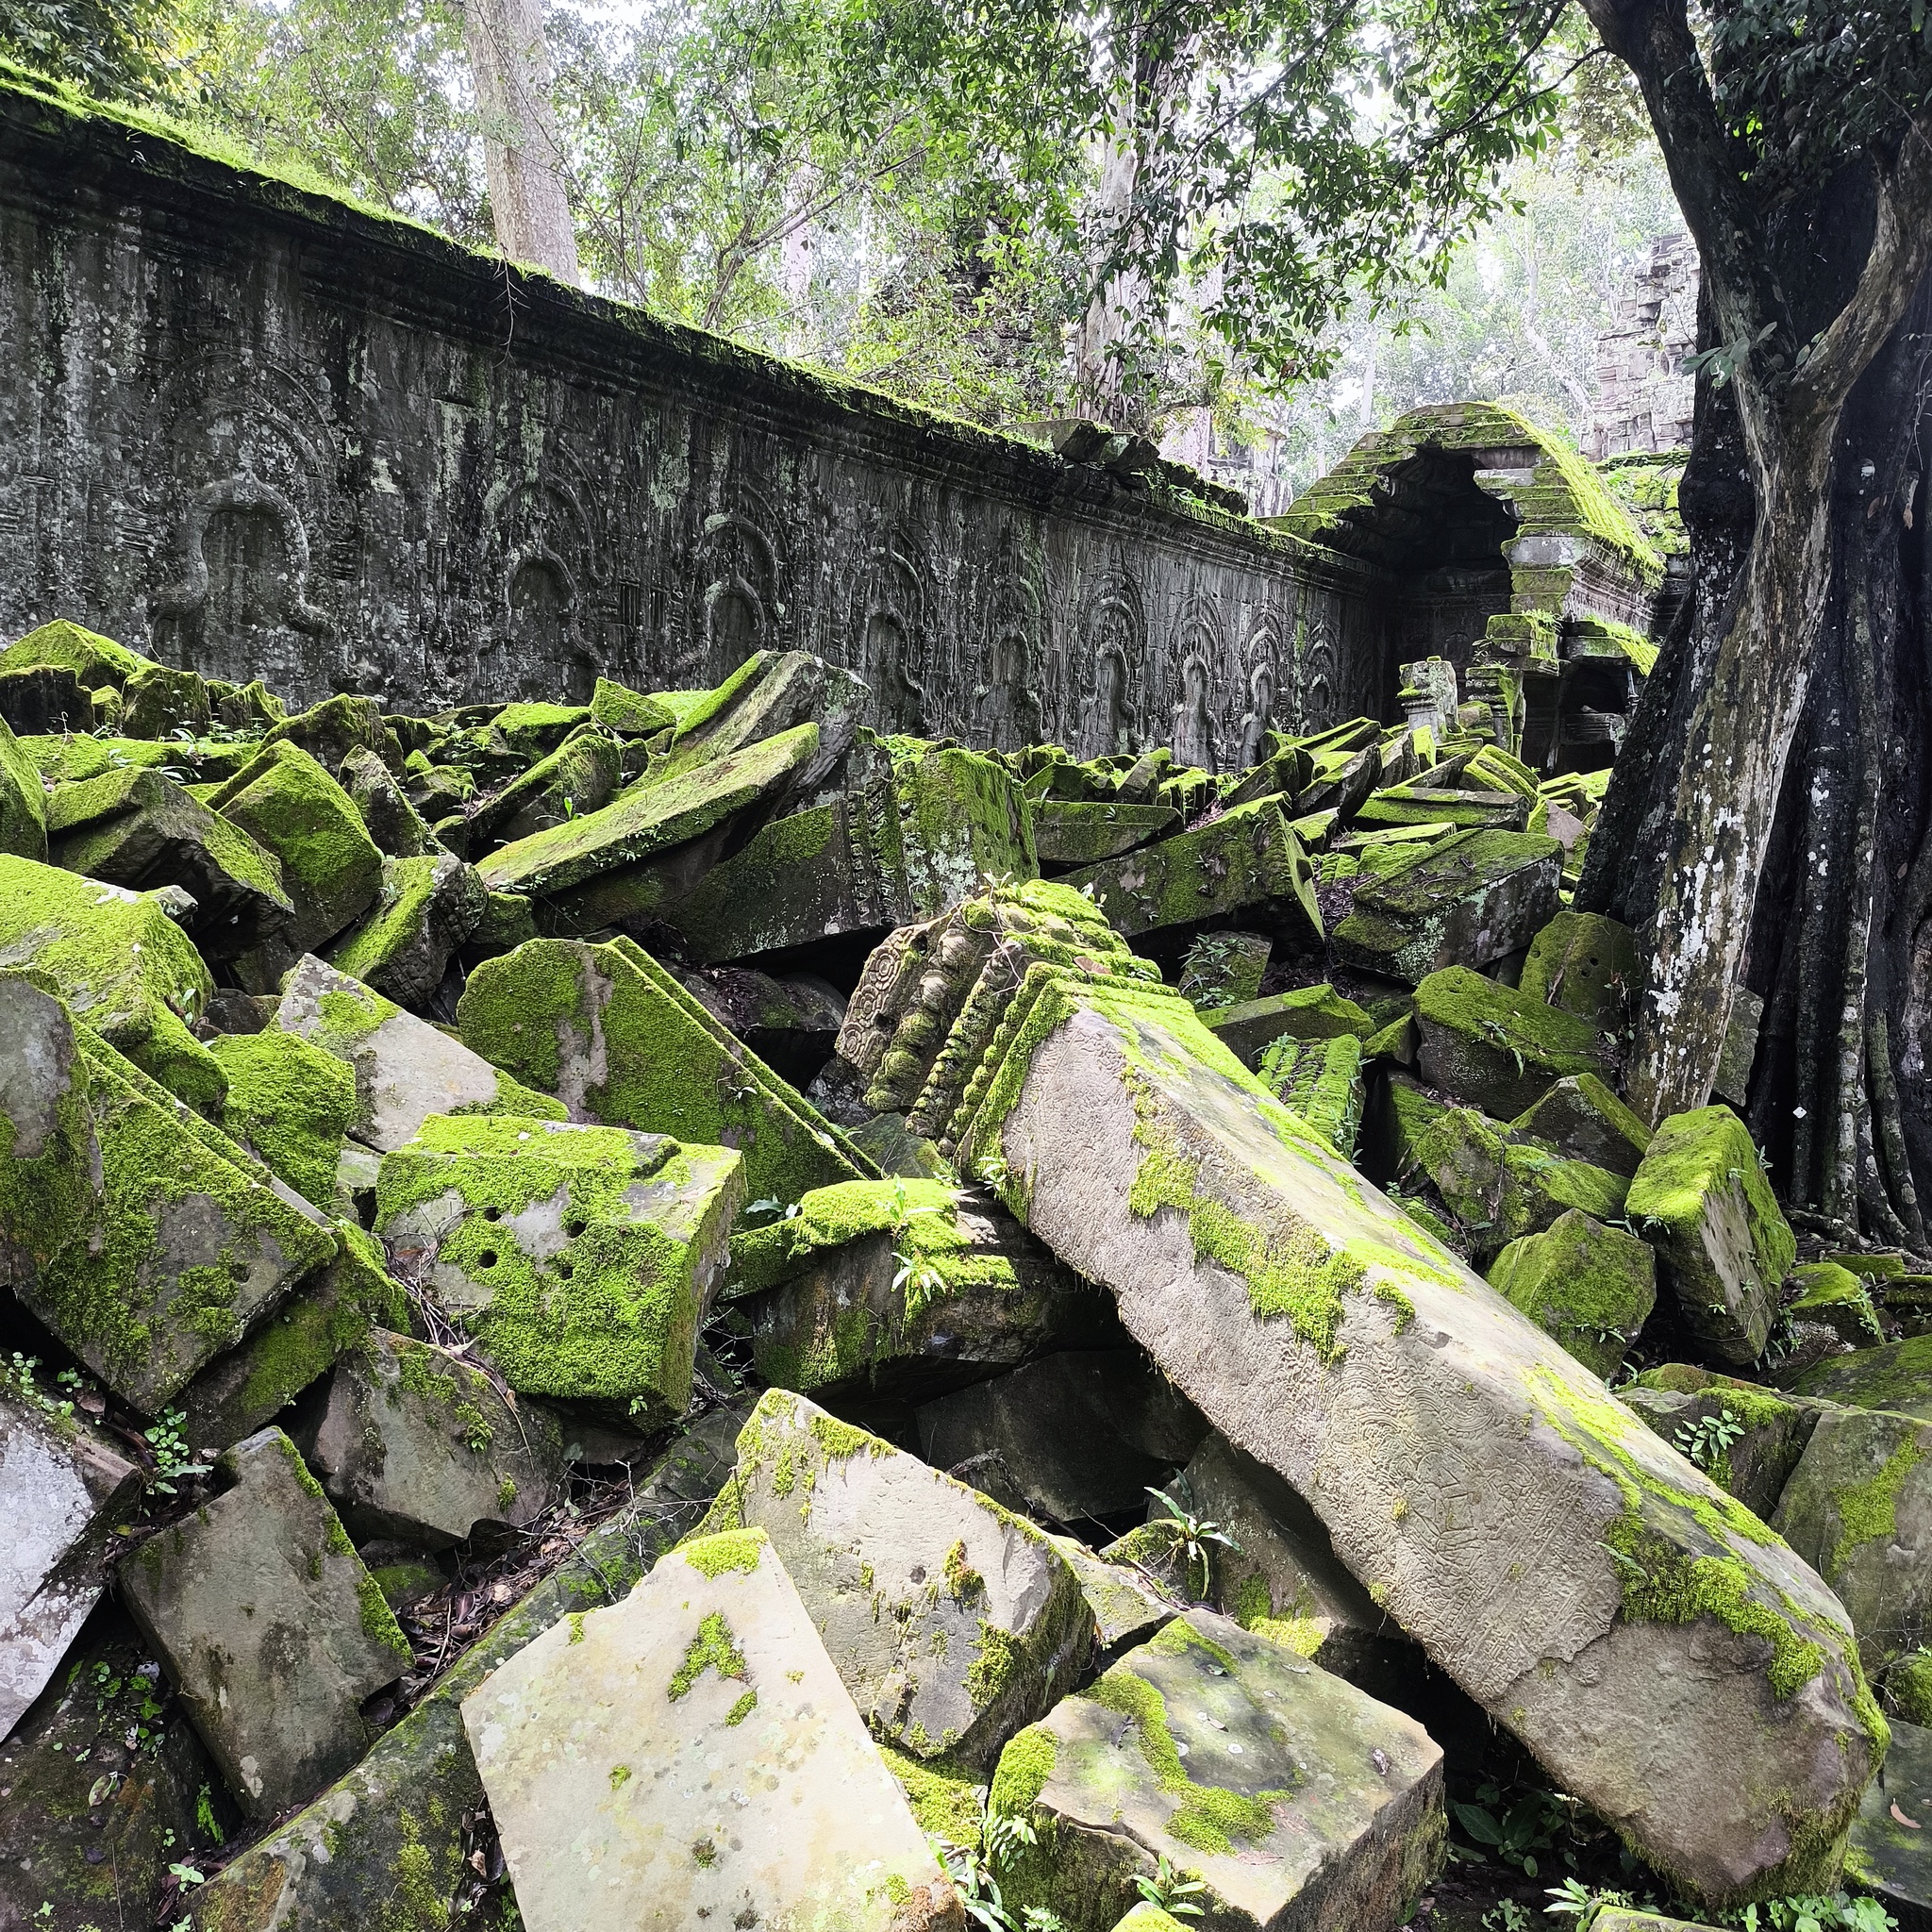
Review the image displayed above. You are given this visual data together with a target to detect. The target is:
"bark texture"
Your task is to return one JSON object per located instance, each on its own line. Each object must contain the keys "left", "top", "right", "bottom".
{"left": 461, "top": 0, "right": 581, "bottom": 287}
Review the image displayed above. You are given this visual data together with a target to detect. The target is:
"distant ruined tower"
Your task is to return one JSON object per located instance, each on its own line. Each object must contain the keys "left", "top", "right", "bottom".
{"left": 1586, "top": 232, "right": 1698, "bottom": 459}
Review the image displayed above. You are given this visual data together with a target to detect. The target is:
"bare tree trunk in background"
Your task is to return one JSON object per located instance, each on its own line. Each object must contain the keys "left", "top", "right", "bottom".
{"left": 1074, "top": 124, "right": 1149, "bottom": 429}
{"left": 462, "top": 0, "right": 580, "bottom": 286}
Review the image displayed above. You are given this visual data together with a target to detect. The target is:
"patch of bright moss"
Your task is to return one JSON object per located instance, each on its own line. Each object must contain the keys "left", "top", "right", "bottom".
{"left": 668, "top": 1611, "right": 748, "bottom": 1702}
{"left": 681, "top": 1527, "right": 768, "bottom": 1578}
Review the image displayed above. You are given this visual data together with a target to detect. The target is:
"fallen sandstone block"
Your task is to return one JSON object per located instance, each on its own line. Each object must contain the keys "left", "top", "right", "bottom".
{"left": 325, "top": 849, "right": 486, "bottom": 1008}
{"left": 1412, "top": 964, "right": 1619, "bottom": 1116}
{"left": 1487, "top": 1207, "right": 1656, "bottom": 1379}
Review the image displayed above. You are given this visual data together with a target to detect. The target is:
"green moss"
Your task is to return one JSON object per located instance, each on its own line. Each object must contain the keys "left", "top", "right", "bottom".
{"left": 724, "top": 1688, "right": 758, "bottom": 1725}
{"left": 883, "top": 1742, "right": 990, "bottom": 1840}
{"left": 681, "top": 1527, "right": 768, "bottom": 1578}
{"left": 988, "top": 1725, "right": 1058, "bottom": 1816}
{"left": 357, "top": 1563, "right": 413, "bottom": 1663}
{"left": 944, "top": 1538, "right": 987, "bottom": 1606}
{"left": 965, "top": 1621, "right": 1022, "bottom": 1707}
{"left": 808, "top": 1410, "right": 878, "bottom": 1460}
{"left": 1830, "top": 1430, "right": 1924, "bottom": 1573}
{"left": 209, "top": 1028, "right": 357, "bottom": 1209}
{"left": 1887, "top": 1650, "right": 1932, "bottom": 1725}
{"left": 669, "top": 1611, "right": 748, "bottom": 1701}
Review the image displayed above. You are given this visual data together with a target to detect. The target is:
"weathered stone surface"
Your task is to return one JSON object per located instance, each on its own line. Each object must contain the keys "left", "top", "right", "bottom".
{"left": 1063, "top": 796, "right": 1322, "bottom": 946}
{"left": 1044, "top": 1534, "right": 1178, "bottom": 1657}
{"left": 731, "top": 1177, "right": 1111, "bottom": 1400}
{"left": 1202, "top": 981, "right": 1375, "bottom": 1065}
{"left": 2, "top": 978, "right": 340, "bottom": 1413}
{"left": 1521, "top": 910, "right": 1640, "bottom": 1028}
{"left": 1626, "top": 1107, "right": 1794, "bottom": 1367}
{"left": 1412, "top": 965, "right": 1618, "bottom": 1116}
{"left": 0, "top": 1386, "right": 145, "bottom": 1738}
{"left": 1257, "top": 1031, "right": 1365, "bottom": 1156}
{"left": 121, "top": 661, "right": 210, "bottom": 738}
{"left": 1333, "top": 829, "right": 1562, "bottom": 984}
{"left": 1787, "top": 1261, "right": 1886, "bottom": 1346}
{"left": 0, "top": 855, "right": 224, "bottom": 1108}
{"left": 467, "top": 724, "right": 623, "bottom": 847}
{"left": 656, "top": 649, "right": 869, "bottom": 790}
{"left": 304, "top": 1328, "right": 567, "bottom": 1547}
{"left": 377, "top": 1113, "right": 741, "bottom": 1419}
{"left": 476, "top": 721, "right": 818, "bottom": 897}
{"left": 1790, "top": 1336, "right": 1932, "bottom": 1420}
{"left": 0, "top": 619, "right": 150, "bottom": 692}
{"left": 465, "top": 1527, "right": 960, "bottom": 1932}
{"left": 339, "top": 741, "right": 441, "bottom": 858}
{"left": 0, "top": 709, "right": 47, "bottom": 861}
{"left": 1773, "top": 1406, "right": 1932, "bottom": 1674}
{"left": 951, "top": 967, "right": 1879, "bottom": 1900}
{"left": 194, "top": 1404, "right": 749, "bottom": 1932}
{"left": 258, "top": 692, "right": 387, "bottom": 772}
{"left": 1035, "top": 799, "right": 1179, "bottom": 869}
{"left": 1846, "top": 1713, "right": 1932, "bottom": 1930}
{"left": 210, "top": 741, "right": 385, "bottom": 991}
{"left": 1510, "top": 1072, "right": 1653, "bottom": 1176}
{"left": 1487, "top": 1208, "right": 1656, "bottom": 1379}
{"left": 274, "top": 953, "right": 565, "bottom": 1152}
{"left": 990, "top": 1610, "right": 1444, "bottom": 1932}
{"left": 119, "top": 1427, "right": 409, "bottom": 1818}
{"left": 1353, "top": 785, "right": 1528, "bottom": 832}
{"left": 1177, "top": 1430, "right": 1406, "bottom": 1688}
{"left": 699, "top": 1389, "right": 1091, "bottom": 1770}
{"left": 208, "top": 1024, "right": 357, "bottom": 1209}
{"left": 916, "top": 1350, "right": 1208, "bottom": 1522}
{"left": 325, "top": 850, "right": 486, "bottom": 1008}
{"left": 45, "top": 763, "right": 293, "bottom": 958}
{"left": 457, "top": 935, "right": 870, "bottom": 1205}
{"left": 1178, "top": 929, "right": 1273, "bottom": 1010}
{"left": 1620, "top": 1368, "right": 1832, "bottom": 1521}
{"left": 675, "top": 960, "right": 846, "bottom": 1084}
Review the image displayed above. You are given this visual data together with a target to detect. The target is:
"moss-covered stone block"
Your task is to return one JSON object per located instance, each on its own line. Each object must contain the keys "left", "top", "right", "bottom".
{"left": 1412, "top": 964, "right": 1617, "bottom": 1116}
{"left": 1626, "top": 1107, "right": 1793, "bottom": 1367}
{"left": 731, "top": 1176, "right": 1108, "bottom": 1400}
{"left": 0, "top": 854, "right": 225, "bottom": 1108}
{"left": 0, "top": 709, "right": 46, "bottom": 861}
{"left": 119, "top": 1426, "right": 408, "bottom": 1818}
{"left": 258, "top": 692, "right": 387, "bottom": 772}
{"left": 1202, "top": 981, "right": 1376, "bottom": 1068}
{"left": 476, "top": 719, "right": 819, "bottom": 899}
{"left": 589, "top": 675, "right": 676, "bottom": 737}
{"left": 375, "top": 1112, "right": 741, "bottom": 1417}
{"left": 211, "top": 741, "right": 384, "bottom": 991}
{"left": 468, "top": 723, "right": 623, "bottom": 849}
{"left": 456, "top": 936, "right": 871, "bottom": 1205}
{"left": 120, "top": 661, "right": 211, "bottom": 739}
{"left": 1, "top": 975, "right": 339, "bottom": 1412}
{"left": 1774, "top": 1407, "right": 1932, "bottom": 1674}
{"left": 988, "top": 1611, "right": 1443, "bottom": 1932}
{"left": 1177, "top": 929, "right": 1272, "bottom": 1011}
{"left": 1352, "top": 785, "right": 1529, "bottom": 833}
{"left": 1620, "top": 1367, "right": 1830, "bottom": 1520}
{"left": 193, "top": 1405, "right": 750, "bottom": 1932}
{"left": 1035, "top": 798, "right": 1179, "bottom": 870}
{"left": 209, "top": 1024, "right": 357, "bottom": 1209}
{"left": 1521, "top": 910, "right": 1640, "bottom": 1029}
{"left": 1788, "top": 1262, "right": 1886, "bottom": 1347}
{"left": 1061, "top": 795, "right": 1320, "bottom": 947}
{"left": 306, "top": 1327, "right": 566, "bottom": 1547}
{"left": 1333, "top": 830, "right": 1562, "bottom": 985}
{"left": 949, "top": 970, "right": 1877, "bottom": 1900}
{"left": 1790, "top": 1336, "right": 1932, "bottom": 1420}
{"left": 325, "top": 851, "right": 486, "bottom": 1009}
{"left": 883, "top": 733, "right": 1040, "bottom": 909}
{"left": 1845, "top": 1713, "right": 1932, "bottom": 1929}
{"left": 274, "top": 953, "right": 564, "bottom": 1153}
{"left": 694, "top": 1388, "right": 1091, "bottom": 1770}
{"left": 0, "top": 618, "right": 151, "bottom": 690}
{"left": 1256, "top": 1031, "right": 1364, "bottom": 1157}
{"left": 339, "top": 741, "right": 440, "bottom": 858}
{"left": 1487, "top": 1208, "right": 1656, "bottom": 1379}
{"left": 1510, "top": 1073, "right": 1652, "bottom": 1177}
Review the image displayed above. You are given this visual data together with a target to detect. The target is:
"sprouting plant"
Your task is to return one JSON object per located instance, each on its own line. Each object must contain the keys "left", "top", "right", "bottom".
{"left": 4, "top": 1354, "right": 75, "bottom": 1420}
{"left": 981, "top": 1809, "right": 1038, "bottom": 1871}
{"left": 142, "top": 1410, "right": 210, "bottom": 1496}
{"left": 1134, "top": 1856, "right": 1207, "bottom": 1920}
{"left": 1483, "top": 1903, "right": 1532, "bottom": 1932}
{"left": 1724, "top": 1894, "right": 1897, "bottom": 1932}
{"left": 1142, "top": 1488, "right": 1238, "bottom": 1599}
{"left": 935, "top": 1837, "right": 1013, "bottom": 1932}
{"left": 893, "top": 1249, "right": 948, "bottom": 1303}
{"left": 1674, "top": 1408, "right": 1745, "bottom": 1475}
{"left": 1450, "top": 1777, "right": 1574, "bottom": 1876}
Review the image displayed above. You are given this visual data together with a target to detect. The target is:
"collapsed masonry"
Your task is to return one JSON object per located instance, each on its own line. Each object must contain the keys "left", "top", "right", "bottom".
{"left": 1, "top": 600, "right": 1927, "bottom": 1932}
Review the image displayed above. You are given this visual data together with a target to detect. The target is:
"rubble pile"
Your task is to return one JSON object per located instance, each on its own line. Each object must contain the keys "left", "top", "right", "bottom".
{"left": 0, "top": 616, "right": 1927, "bottom": 1932}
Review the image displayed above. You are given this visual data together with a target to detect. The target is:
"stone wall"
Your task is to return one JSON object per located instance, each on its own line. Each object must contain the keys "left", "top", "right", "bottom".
{"left": 0, "top": 75, "right": 1393, "bottom": 767}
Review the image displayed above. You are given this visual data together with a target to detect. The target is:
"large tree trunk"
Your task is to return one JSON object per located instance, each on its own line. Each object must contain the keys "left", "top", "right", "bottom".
{"left": 1582, "top": 267, "right": 1932, "bottom": 1238}
{"left": 462, "top": 0, "right": 580, "bottom": 286}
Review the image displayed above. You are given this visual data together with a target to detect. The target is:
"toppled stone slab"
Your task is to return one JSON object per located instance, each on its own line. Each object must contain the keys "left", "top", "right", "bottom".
{"left": 1178, "top": 1430, "right": 1407, "bottom": 1689}
{"left": 1333, "top": 830, "right": 1562, "bottom": 984}
{"left": 1353, "top": 784, "right": 1528, "bottom": 832}
{"left": 1846, "top": 1713, "right": 1932, "bottom": 1929}
{"left": 1786, "top": 1262, "right": 1885, "bottom": 1347}
{"left": 457, "top": 935, "right": 871, "bottom": 1205}
{"left": 730, "top": 1177, "right": 1110, "bottom": 1400}
{"left": 1061, "top": 796, "right": 1322, "bottom": 946}
{"left": 1035, "top": 799, "right": 1179, "bottom": 869}
{"left": 0, "top": 712, "right": 45, "bottom": 861}
{"left": 325, "top": 851, "right": 485, "bottom": 1008}
{"left": 916, "top": 1349, "right": 1207, "bottom": 1522}
{"left": 275, "top": 953, "right": 564, "bottom": 1152}
{"left": 119, "top": 1427, "right": 409, "bottom": 1818}
{"left": 376, "top": 1113, "right": 741, "bottom": 1419}
{"left": 464, "top": 1526, "right": 960, "bottom": 1932}
{"left": 209, "top": 741, "right": 384, "bottom": 991}
{"left": 1044, "top": 1535, "right": 1177, "bottom": 1657}
{"left": 0, "top": 855, "right": 224, "bottom": 1109}
{"left": 1626, "top": 1106, "right": 1794, "bottom": 1367}
{"left": 208, "top": 1024, "right": 358, "bottom": 1210}
{"left": 3, "top": 974, "right": 340, "bottom": 1412}
{"left": 1257, "top": 1031, "right": 1365, "bottom": 1157}
{"left": 698, "top": 1389, "right": 1091, "bottom": 1770}
{"left": 1202, "top": 981, "right": 1375, "bottom": 1066}
{"left": 0, "top": 1384, "right": 145, "bottom": 1737}
{"left": 1487, "top": 1208, "right": 1656, "bottom": 1379}
{"left": 1620, "top": 1367, "right": 1832, "bottom": 1520}
{"left": 194, "top": 1404, "right": 750, "bottom": 1932}
{"left": 1790, "top": 1336, "right": 1932, "bottom": 1419}
{"left": 1521, "top": 910, "right": 1640, "bottom": 1028}
{"left": 304, "top": 1328, "right": 567, "bottom": 1547}
{"left": 1511, "top": 1073, "right": 1653, "bottom": 1177}
{"left": 946, "top": 960, "right": 1879, "bottom": 1900}
{"left": 1177, "top": 930, "right": 1272, "bottom": 1010}
{"left": 339, "top": 741, "right": 441, "bottom": 858}
{"left": 989, "top": 1610, "right": 1444, "bottom": 1932}
{"left": 475, "top": 719, "right": 819, "bottom": 898}
{"left": 1774, "top": 1406, "right": 1932, "bottom": 1674}
{"left": 467, "top": 724, "right": 622, "bottom": 848}
{"left": 1413, "top": 965, "right": 1618, "bottom": 1116}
